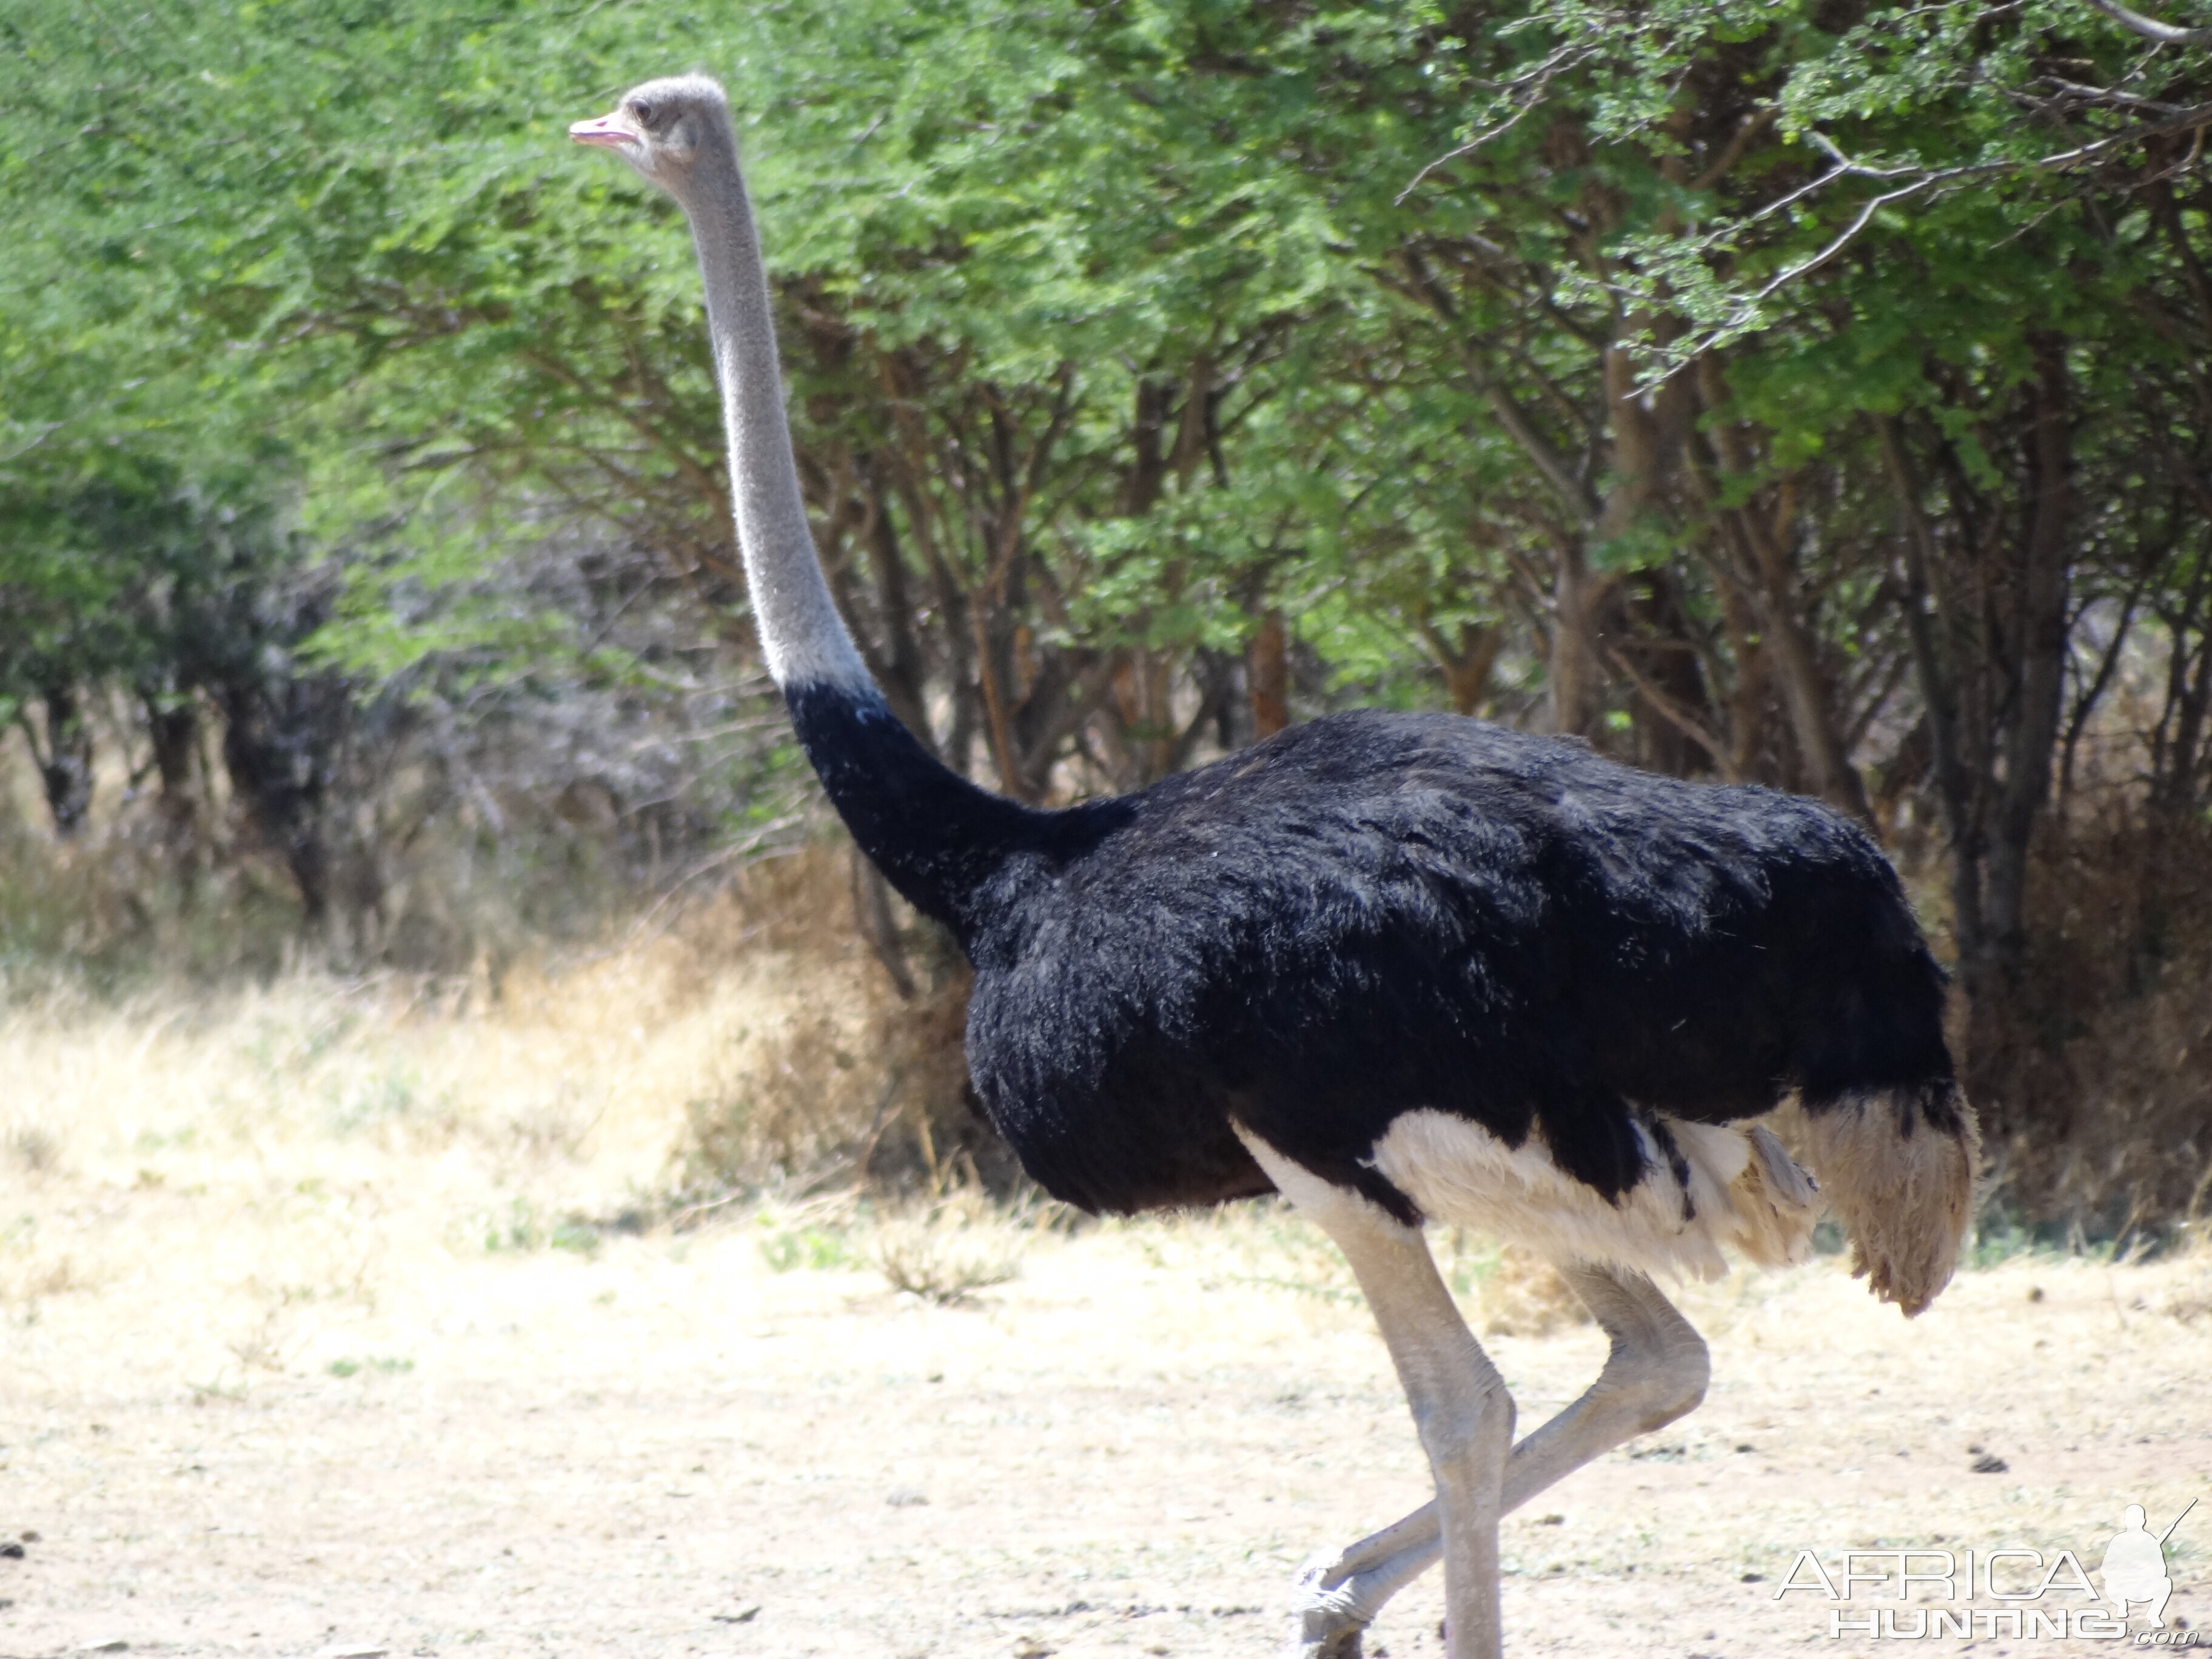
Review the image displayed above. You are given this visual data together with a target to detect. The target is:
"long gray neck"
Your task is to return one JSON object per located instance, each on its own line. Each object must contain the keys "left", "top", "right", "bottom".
{"left": 680, "top": 129, "right": 868, "bottom": 691}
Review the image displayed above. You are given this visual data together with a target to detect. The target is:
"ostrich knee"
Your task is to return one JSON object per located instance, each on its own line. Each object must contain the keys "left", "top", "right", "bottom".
{"left": 1615, "top": 1327, "right": 1708, "bottom": 1433}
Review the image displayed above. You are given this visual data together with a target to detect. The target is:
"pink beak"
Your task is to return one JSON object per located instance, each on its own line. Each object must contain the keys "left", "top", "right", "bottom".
{"left": 569, "top": 111, "right": 637, "bottom": 150}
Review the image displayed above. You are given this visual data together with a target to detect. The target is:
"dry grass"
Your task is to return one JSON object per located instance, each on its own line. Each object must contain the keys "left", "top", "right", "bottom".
{"left": 874, "top": 1219, "right": 1024, "bottom": 1305}
{"left": 3, "top": 920, "right": 777, "bottom": 1239}
{"left": 0, "top": 845, "right": 977, "bottom": 1262}
{"left": 1980, "top": 819, "right": 2212, "bottom": 1233}
{"left": 0, "top": 857, "right": 905, "bottom": 1376}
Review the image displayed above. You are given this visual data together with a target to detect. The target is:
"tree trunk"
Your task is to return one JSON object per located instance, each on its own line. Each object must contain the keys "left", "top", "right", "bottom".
{"left": 1248, "top": 608, "right": 1290, "bottom": 739}
{"left": 1740, "top": 501, "right": 1873, "bottom": 822}
{"left": 1695, "top": 358, "right": 1869, "bottom": 818}
{"left": 857, "top": 458, "right": 937, "bottom": 757}
{"left": 1879, "top": 416, "right": 1987, "bottom": 982}
{"left": 1421, "top": 618, "right": 1501, "bottom": 721}
{"left": 1883, "top": 347, "right": 2076, "bottom": 1117}
{"left": 144, "top": 689, "right": 202, "bottom": 878}
{"left": 850, "top": 843, "right": 916, "bottom": 1000}
{"left": 2148, "top": 566, "right": 2212, "bottom": 819}
{"left": 1982, "top": 337, "right": 2075, "bottom": 991}
{"left": 28, "top": 684, "right": 96, "bottom": 839}
{"left": 217, "top": 677, "right": 339, "bottom": 926}
{"left": 1618, "top": 574, "right": 1715, "bottom": 777}
{"left": 1547, "top": 542, "right": 1609, "bottom": 738}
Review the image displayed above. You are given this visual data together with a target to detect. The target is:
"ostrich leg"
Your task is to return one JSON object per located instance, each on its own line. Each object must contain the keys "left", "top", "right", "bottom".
{"left": 1239, "top": 1133, "right": 1515, "bottom": 1659}
{"left": 1283, "top": 1264, "right": 1711, "bottom": 1659}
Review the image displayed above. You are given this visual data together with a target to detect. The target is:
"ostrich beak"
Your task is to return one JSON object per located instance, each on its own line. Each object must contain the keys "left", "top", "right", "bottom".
{"left": 569, "top": 111, "right": 638, "bottom": 151}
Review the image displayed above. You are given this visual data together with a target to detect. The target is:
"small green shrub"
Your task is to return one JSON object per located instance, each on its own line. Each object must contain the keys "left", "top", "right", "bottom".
{"left": 328, "top": 1355, "right": 414, "bottom": 1378}
{"left": 757, "top": 1221, "right": 854, "bottom": 1273}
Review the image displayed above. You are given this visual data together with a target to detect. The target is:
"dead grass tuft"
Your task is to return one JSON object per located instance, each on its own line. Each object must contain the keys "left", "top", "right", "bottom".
{"left": 1, "top": 1252, "right": 81, "bottom": 1307}
{"left": 2154, "top": 1227, "right": 2212, "bottom": 1323}
{"left": 224, "top": 1293, "right": 304, "bottom": 1374}
{"left": 6, "top": 1121, "right": 59, "bottom": 1173}
{"left": 668, "top": 846, "right": 1004, "bottom": 1207}
{"left": 873, "top": 1222, "right": 1022, "bottom": 1305}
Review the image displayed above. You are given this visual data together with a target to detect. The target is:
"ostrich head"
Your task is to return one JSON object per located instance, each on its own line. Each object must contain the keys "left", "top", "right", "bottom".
{"left": 569, "top": 75, "right": 733, "bottom": 201}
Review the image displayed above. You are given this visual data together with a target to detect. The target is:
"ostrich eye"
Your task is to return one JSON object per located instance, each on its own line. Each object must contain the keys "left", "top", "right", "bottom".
{"left": 632, "top": 99, "right": 656, "bottom": 126}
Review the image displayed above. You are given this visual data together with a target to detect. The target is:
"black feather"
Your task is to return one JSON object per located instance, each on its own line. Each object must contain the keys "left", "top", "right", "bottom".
{"left": 787, "top": 683, "right": 1956, "bottom": 1222}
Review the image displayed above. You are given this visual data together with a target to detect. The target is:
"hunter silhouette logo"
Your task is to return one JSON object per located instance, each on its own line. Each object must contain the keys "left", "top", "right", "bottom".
{"left": 1777, "top": 1495, "right": 2200, "bottom": 1641}
{"left": 2101, "top": 1500, "right": 2193, "bottom": 1629}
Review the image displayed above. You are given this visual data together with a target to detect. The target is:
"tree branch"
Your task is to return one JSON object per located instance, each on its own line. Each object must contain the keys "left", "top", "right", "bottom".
{"left": 2085, "top": 0, "right": 2212, "bottom": 47}
{"left": 1691, "top": 107, "right": 1780, "bottom": 193}
{"left": 1398, "top": 251, "right": 1603, "bottom": 523}
{"left": 1602, "top": 642, "right": 1729, "bottom": 766}
{"left": 1396, "top": 40, "right": 1599, "bottom": 204}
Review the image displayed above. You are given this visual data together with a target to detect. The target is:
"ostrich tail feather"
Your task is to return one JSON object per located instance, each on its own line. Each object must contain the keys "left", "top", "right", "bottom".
{"left": 1801, "top": 1081, "right": 1981, "bottom": 1317}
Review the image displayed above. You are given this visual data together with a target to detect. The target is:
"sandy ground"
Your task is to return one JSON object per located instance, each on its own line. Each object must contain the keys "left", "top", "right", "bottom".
{"left": 4, "top": 970, "right": 2210, "bottom": 1659}
{"left": 7, "top": 1198, "right": 2212, "bottom": 1659}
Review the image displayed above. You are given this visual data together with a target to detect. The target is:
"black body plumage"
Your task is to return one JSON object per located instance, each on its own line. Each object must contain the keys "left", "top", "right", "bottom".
{"left": 787, "top": 681, "right": 1962, "bottom": 1225}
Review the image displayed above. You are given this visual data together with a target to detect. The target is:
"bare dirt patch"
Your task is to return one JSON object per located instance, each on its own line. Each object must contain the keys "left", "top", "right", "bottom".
{"left": 4, "top": 968, "right": 2208, "bottom": 1659}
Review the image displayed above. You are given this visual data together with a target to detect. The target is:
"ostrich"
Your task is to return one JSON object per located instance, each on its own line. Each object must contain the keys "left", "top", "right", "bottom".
{"left": 572, "top": 78, "right": 1980, "bottom": 1659}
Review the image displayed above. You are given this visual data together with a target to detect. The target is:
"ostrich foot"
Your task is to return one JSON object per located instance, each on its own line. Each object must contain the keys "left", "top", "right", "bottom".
{"left": 1280, "top": 1552, "right": 1370, "bottom": 1659}
{"left": 1279, "top": 1512, "right": 1442, "bottom": 1659}
{"left": 1283, "top": 1607, "right": 1364, "bottom": 1659}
